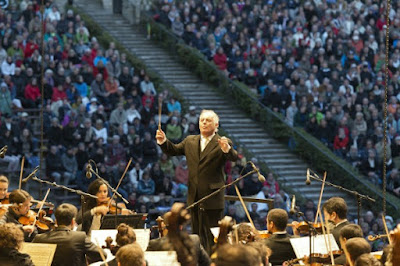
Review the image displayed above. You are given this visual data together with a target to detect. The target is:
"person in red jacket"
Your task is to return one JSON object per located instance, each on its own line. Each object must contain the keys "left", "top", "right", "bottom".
{"left": 52, "top": 84, "right": 67, "bottom": 102}
{"left": 213, "top": 47, "right": 228, "bottom": 75}
{"left": 333, "top": 128, "right": 349, "bottom": 158}
{"left": 24, "top": 77, "right": 40, "bottom": 107}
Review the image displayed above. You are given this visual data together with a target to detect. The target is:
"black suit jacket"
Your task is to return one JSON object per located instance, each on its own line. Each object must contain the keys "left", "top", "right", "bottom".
{"left": 146, "top": 234, "right": 211, "bottom": 266}
{"left": 263, "top": 233, "right": 296, "bottom": 266}
{"left": 32, "top": 226, "right": 106, "bottom": 266}
{"left": 331, "top": 220, "right": 350, "bottom": 248}
{"left": 160, "top": 134, "right": 238, "bottom": 210}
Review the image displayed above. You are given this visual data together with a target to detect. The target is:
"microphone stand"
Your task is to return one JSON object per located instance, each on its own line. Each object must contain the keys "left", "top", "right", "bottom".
{"left": 186, "top": 169, "right": 257, "bottom": 210}
{"left": 307, "top": 171, "right": 375, "bottom": 224}
{"left": 292, "top": 207, "right": 317, "bottom": 265}
{"left": 28, "top": 176, "right": 97, "bottom": 199}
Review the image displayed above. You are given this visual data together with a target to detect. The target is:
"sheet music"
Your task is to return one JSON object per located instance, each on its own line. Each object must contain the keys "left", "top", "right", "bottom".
{"left": 21, "top": 243, "right": 57, "bottom": 266}
{"left": 145, "top": 251, "right": 180, "bottom": 266}
{"left": 210, "top": 227, "right": 220, "bottom": 239}
{"left": 290, "top": 234, "right": 339, "bottom": 259}
{"left": 134, "top": 229, "right": 151, "bottom": 251}
{"left": 91, "top": 229, "right": 118, "bottom": 246}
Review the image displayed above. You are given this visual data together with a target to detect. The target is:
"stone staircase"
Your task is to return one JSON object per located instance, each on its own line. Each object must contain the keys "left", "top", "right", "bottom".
{"left": 74, "top": 0, "right": 359, "bottom": 215}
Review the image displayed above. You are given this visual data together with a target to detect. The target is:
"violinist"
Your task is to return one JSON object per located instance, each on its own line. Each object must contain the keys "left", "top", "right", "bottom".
{"left": 345, "top": 237, "right": 373, "bottom": 265}
{"left": 0, "top": 175, "right": 10, "bottom": 216}
{"left": 33, "top": 203, "right": 106, "bottom": 266}
{"left": 263, "top": 209, "right": 296, "bottom": 266}
{"left": 78, "top": 179, "right": 131, "bottom": 235}
{"left": 146, "top": 210, "right": 211, "bottom": 266}
{"left": 0, "top": 189, "right": 37, "bottom": 242}
{"left": 100, "top": 223, "right": 136, "bottom": 266}
{"left": 322, "top": 197, "right": 350, "bottom": 248}
{"left": 335, "top": 224, "right": 364, "bottom": 265}
{"left": 0, "top": 223, "right": 35, "bottom": 266}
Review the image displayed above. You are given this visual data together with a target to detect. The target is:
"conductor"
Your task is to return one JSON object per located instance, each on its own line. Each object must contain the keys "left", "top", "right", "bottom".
{"left": 156, "top": 109, "right": 238, "bottom": 254}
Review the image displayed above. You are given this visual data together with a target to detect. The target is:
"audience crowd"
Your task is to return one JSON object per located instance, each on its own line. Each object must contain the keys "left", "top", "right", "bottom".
{"left": 155, "top": 0, "right": 400, "bottom": 197}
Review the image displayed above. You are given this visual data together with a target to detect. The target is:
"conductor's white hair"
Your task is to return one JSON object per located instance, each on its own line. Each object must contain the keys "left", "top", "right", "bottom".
{"left": 200, "top": 109, "right": 219, "bottom": 125}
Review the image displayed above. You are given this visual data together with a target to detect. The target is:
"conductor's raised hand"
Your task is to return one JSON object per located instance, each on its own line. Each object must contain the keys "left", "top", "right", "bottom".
{"left": 218, "top": 137, "right": 231, "bottom": 153}
{"left": 156, "top": 129, "right": 166, "bottom": 145}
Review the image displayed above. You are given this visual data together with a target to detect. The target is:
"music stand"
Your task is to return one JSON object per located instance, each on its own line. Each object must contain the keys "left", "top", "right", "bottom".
{"left": 100, "top": 213, "right": 148, "bottom": 229}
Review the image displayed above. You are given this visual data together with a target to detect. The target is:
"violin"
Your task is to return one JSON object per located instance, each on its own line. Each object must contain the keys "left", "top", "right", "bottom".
{"left": 0, "top": 192, "right": 10, "bottom": 216}
{"left": 156, "top": 216, "right": 168, "bottom": 237}
{"left": 288, "top": 221, "right": 323, "bottom": 234}
{"left": 258, "top": 230, "right": 272, "bottom": 239}
{"left": 97, "top": 197, "right": 134, "bottom": 215}
{"left": 18, "top": 209, "right": 52, "bottom": 232}
{"left": 367, "top": 234, "right": 388, "bottom": 241}
{"left": 101, "top": 236, "right": 120, "bottom": 255}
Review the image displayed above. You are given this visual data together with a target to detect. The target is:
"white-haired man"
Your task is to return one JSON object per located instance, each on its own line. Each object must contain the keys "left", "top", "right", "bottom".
{"left": 156, "top": 109, "right": 238, "bottom": 254}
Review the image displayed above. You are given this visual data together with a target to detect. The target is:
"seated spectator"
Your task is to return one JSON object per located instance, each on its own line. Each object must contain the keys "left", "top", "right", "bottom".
{"left": 140, "top": 75, "right": 156, "bottom": 96}
{"left": 137, "top": 171, "right": 155, "bottom": 195}
{"left": 167, "top": 97, "right": 181, "bottom": 115}
{"left": 93, "top": 119, "right": 108, "bottom": 144}
{"left": 166, "top": 116, "right": 182, "bottom": 143}
{"left": 106, "top": 135, "right": 126, "bottom": 166}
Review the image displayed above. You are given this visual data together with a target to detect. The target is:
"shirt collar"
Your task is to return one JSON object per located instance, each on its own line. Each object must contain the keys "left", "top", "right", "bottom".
{"left": 273, "top": 230, "right": 287, "bottom": 235}
{"left": 201, "top": 133, "right": 215, "bottom": 141}
{"left": 335, "top": 219, "right": 348, "bottom": 227}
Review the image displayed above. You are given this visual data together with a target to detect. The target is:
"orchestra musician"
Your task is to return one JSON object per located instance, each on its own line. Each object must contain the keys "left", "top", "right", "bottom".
{"left": 345, "top": 237, "right": 373, "bottom": 265}
{"left": 100, "top": 223, "right": 137, "bottom": 266}
{"left": 335, "top": 224, "right": 364, "bottom": 265}
{"left": 211, "top": 243, "right": 263, "bottom": 266}
{"left": 32, "top": 203, "right": 106, "bottom": 266}
{"left": 0, "top": 175, "right": 9, "bottom": 216}
{"left": 322, "top": 197, "right": 350, "bottom": 248}
{"left": 0, "top": 223, "right": 35, "bottom": 266}
{"left": 115, "top": 243, "right": 145, "bottom": 266}
{"left": 0, "top": 189, "right": 37, "bottom": 242}
{"left": 155, "top": 109, "right": 238, "bottom": 254}
{"left": 146, "top": 210, "right": 211, "bottom": 266}
{"left": 262, "top": 208, "right": 296, "bottom": 266}
{"left": 77, "top": 179, "right": 131, "bottom": 235}
{"left": 0, "top": 175, "right": 9, "bottom": 200}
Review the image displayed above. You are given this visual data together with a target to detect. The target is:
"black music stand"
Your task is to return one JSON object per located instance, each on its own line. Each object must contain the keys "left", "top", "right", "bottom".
{"left": 100, "top": 213, "right": 148, "bottom": 229}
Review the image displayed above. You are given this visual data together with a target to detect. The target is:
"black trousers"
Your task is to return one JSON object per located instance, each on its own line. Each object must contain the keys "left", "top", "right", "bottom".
{"left": 191, "top": 205, "right": 223, "bottom": 255}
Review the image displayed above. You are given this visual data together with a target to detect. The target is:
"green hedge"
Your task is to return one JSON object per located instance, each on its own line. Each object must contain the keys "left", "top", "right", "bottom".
{"left": 146, "top": 15, "right": 400, "bottom": 217}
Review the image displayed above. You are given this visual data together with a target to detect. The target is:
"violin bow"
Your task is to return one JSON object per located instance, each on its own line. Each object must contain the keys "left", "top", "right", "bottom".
{"left": 322, "top": 210, "right": 335, "bottom": 265}
{"left": 18, "top": 156, "right": 25, "bottom": 190}
{"left": 30, "top": 188, "right": 51, "bottom": 237}
{"left": 382, "top": 214, "right": 393, "bottom": 245}
{"left": 234, "top": 185, "right": 255, "bottom": 228}
{"left": 95, "top": 238, "right": 108, "bottom": 266}
{"left": 340, "top": 237, "right": 354, "bottom": 266}
{"left": 316, "top": 204, "right": 330, "bottom": 262}
{"left": 107, "top": 158, "right": 132, "bottom": 211}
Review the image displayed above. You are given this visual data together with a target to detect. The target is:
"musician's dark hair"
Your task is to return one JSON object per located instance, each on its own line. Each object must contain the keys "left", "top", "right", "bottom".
{"left": 346, "top": 237, "right": 371, "bottom": 263}
{"left": 0, "top": 223, "right": 24, "bottom": 250}
{"left": 55, "top": 203, "right": 77, "bottom": 226}
{"left": 215, "top": 243, "right": 261, "bottom": 266}
{"left": 246, "top": 241, "right": 271, "bottom": 266}
{"left": 115, "top": 243, "right": 144, "bottom": 266}
{"left": 116, "top": 223, "right": 136, "bottom": 247}
{"left": 354, "top": 253, "right": 382, "bottom": 266}
{"left": 340, "top": 224, "right": 363, "bottom": 240}
{"left": 0, "top": 175, "right": 9, "bottom": 184}
{"left": 9, "top": 189, "right": 31, "bottom": 204}
{"left": 232, "top": 223, "right": 260, "bottom": 243}
{"left": 86, "top": 179, "right": 108, "bottom": 208}
{"left": 323, "top": 197, "right": 347, "bottom": 219}
{"left": 267, "top": 208, "right": 288, "bottom": 231}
